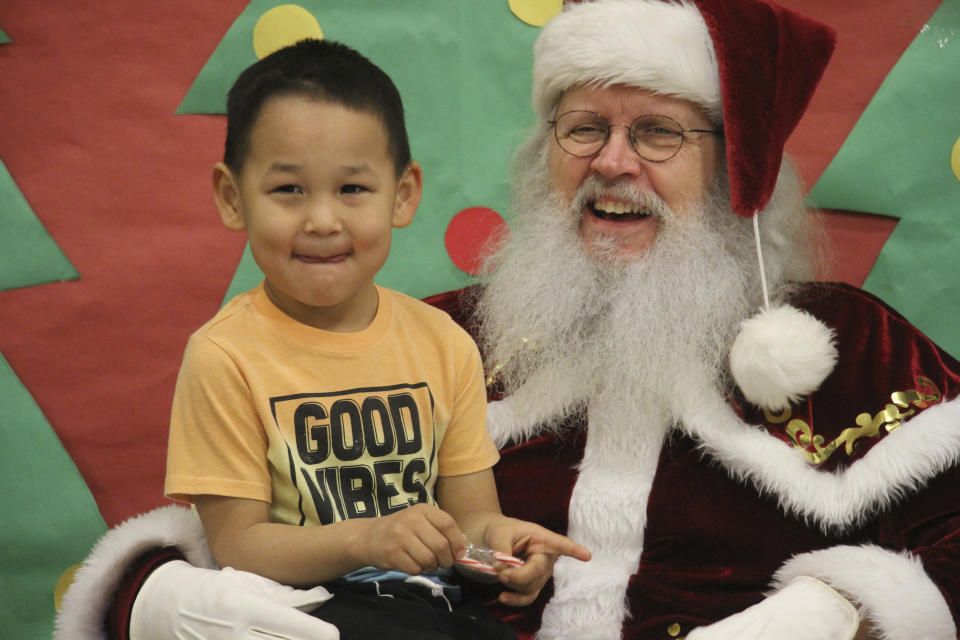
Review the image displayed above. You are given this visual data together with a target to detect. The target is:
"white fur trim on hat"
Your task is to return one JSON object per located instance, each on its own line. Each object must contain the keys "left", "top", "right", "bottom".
{"left": 533, "top": 0, "right": 721, "bottom": 121}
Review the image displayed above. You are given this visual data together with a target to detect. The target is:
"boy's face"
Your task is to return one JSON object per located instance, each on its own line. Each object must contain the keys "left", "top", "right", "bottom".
{"left": 213, "top": 95, "right": 421, "bottom": 331}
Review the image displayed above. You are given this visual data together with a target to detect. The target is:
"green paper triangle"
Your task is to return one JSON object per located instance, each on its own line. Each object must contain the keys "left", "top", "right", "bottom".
{"left": 0, "top": 353, "right": 107, "bottom": 639}
{"left": 0, "top": 158, "right": 80, "bottom": 291}
{"left": 808, "top": 0, "right": 960, "bottom": 360}
{"left": 222, "top": 242, "right": 263, "bottom": 305}
{"left": 0, "top": 26, "right": 10, "bottom": 43}
{"left": 182, "top": 1, "right": 539, "bottom": 303}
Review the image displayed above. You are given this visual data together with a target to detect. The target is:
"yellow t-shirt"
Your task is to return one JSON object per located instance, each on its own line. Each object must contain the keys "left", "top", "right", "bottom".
{"left": 165, "top": 284, "right": 498, "bottom": 527}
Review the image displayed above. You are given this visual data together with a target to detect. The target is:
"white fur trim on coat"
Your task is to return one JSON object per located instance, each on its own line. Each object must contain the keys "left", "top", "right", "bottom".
{"left": 772, "top": 545, "right": 956, "bottom": 639}
{"left": 539, "top": 397, "right": 667, "bottom": 638}
{"left": 54, "top": 504, "right": 212, "bottom": 640}
{"left": 680, "top": 391, "right": 960, "bottom": 533}
{"left": 533, "top": 0, "right": 720, "bottom": 122}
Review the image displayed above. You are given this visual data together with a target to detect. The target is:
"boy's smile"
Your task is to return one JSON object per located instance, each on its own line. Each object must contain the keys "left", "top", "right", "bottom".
{"left": 212, "top": 95, "right": 421, "bottom": 332}
{"left": 294, "top": 252, "right": 348, "bottom": 264}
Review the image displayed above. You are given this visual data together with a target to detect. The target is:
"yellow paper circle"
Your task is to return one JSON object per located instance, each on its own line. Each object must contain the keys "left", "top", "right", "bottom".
{"left": 54, "top": 564, "right": 82, "bottom": 611}
{"left": 951, "top": 135, "right": 960, "bottom": 183}
{"left": 509, "top": 0, "right": 563, "bottom": 27}
{"left": 253, "top": 5, "right": 324, "bottom": 59}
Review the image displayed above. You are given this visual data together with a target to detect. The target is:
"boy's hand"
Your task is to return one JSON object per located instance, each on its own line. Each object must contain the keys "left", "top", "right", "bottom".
{"left": 484, "top": 517, "right": 591, "bottom": 607}
{"left": 359, "top": 503, "right": 467, "bottom": 575}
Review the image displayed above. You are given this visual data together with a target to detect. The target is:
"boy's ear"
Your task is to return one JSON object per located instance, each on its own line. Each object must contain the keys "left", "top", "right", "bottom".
{"left": 392, "top": 161, "right": 422, "bottom": 229}
{"left": 212, "top": 162, "right": 247, "bottom": 231}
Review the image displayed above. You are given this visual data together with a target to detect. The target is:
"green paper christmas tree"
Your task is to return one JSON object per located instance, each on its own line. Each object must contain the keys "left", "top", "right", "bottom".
{"left": 0, "top": 353, "right": 106, "bottom": 639}
{"left": 0, "top": 78, "right": 93, "bottom": 640}
{"left": 809, "top": 0, "right": 960, "bottom": 359}
{"left": 0, "top": 159, "right": 79, "bottom": 292}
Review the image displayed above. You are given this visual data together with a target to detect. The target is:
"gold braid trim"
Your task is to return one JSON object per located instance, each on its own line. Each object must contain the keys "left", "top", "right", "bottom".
{"left": 764, "top": 376, "right": 942, "bottom": 466}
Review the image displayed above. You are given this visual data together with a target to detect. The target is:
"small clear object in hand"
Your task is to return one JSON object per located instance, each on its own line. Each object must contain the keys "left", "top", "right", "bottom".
{"left": 455, "top": 542, "right": 524, "bottom": 577}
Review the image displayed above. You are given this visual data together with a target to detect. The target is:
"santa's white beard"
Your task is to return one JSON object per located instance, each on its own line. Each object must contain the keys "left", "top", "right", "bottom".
{"left": 478, "top": 142, "right": 759, "bottom": 433}
{"left": 477, "top": 140, "right": 763, "bottom": 638}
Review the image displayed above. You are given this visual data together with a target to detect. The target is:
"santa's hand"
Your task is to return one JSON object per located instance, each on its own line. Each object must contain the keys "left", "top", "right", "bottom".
{"left": 130, "top": 560, "right": 339, "bottom": 640}
{"left": 686, "top": 577, "right": 858, "bottom": 640}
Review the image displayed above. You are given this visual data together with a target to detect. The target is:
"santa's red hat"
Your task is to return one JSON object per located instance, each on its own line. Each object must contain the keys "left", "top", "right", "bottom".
{"left": 533, "top": 0, "right": 835, "bottom": 217}
{"left": 532, "top": 0, "right": 839, "bottom": 410}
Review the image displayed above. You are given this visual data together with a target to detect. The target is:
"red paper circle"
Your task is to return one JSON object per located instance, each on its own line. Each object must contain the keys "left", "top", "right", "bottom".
{"left": 444, "top": 207, "right": 508, "bottom": 275}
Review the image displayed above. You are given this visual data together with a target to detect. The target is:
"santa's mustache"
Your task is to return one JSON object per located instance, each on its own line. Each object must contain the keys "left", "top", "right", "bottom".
{"left": 573, "top": 176, "right": 672, "bottom": 222}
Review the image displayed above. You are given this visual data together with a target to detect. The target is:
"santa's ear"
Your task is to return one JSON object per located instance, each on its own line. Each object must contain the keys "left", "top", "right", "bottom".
{"left": 212, "top": 162, "right": 246, "bottom": 231}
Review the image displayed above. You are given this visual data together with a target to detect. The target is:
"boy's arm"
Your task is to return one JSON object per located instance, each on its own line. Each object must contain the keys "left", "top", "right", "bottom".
{"left": 195, "top": 495, "right": 365, "bottom": 586}
{"left": 195, "top": 494, "right": 467, "bottom": 586}
{"left": 435, "top": 467, "right": 505, "bottom": 543}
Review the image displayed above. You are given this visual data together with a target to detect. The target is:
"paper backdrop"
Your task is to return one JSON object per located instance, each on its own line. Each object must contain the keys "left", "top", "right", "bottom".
{"left": 0, "top": 1, "right": 956, "bottom": 638}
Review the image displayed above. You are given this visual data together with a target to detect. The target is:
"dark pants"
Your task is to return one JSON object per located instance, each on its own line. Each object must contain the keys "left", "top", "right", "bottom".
{"left": 314, "top": 580, "right": 517, "bottom": 640}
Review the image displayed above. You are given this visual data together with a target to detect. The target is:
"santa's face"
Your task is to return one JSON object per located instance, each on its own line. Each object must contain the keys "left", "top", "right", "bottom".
{"left": 548, "top": 85, "right": 722, "bottom": 258}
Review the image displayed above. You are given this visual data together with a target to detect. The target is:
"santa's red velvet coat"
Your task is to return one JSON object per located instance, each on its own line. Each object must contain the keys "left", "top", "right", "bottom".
{"left": 55, "top": 282, "right": 960, "bottom": 640}
{"left": 441, "top": 282, "right": 960, "bottom": 639}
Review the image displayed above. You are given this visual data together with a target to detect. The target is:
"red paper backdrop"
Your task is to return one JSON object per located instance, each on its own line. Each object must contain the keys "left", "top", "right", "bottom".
{"left": 0, "top": 0, "right": 937, "bottom": 526}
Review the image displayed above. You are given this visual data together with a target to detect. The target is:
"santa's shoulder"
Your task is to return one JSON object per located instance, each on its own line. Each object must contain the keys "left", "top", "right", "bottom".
{"left": 692, "top": 282, "right": 960, "bottom": 529}
{"left": 763, "top": 282, "right": 960, "bottom": 468}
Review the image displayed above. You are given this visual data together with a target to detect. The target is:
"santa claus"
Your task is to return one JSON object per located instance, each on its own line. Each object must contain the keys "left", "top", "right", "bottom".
{"left": 56, "top": 1, "right": 960, "bottom": 639}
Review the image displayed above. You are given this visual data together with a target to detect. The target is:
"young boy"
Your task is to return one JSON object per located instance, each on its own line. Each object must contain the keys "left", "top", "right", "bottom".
{"left": 163, "top": 38, "right": 590, "bottom": 638}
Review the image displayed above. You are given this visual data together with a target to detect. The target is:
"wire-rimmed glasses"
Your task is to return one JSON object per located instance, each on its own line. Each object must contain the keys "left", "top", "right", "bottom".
{"left": 550, "top": 110, "right": 721, "bottom": 162}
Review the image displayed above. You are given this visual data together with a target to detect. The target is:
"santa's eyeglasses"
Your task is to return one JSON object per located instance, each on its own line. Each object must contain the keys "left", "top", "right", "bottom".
{"left": 550, "top": 111, "right": 721, "bottom": 162}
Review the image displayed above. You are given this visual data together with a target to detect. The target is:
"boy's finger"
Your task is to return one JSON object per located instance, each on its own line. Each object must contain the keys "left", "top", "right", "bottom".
{"left": 500, "top": 555, "right": 548, "bottom": 590}
{"left": 497, "top": 567, "right": 547, "bottom": 607}
{"left": 560, "top": 538, "right": 592, "bottom": 562}
{"left": 540, "top": 532, "right": 592, "bottom": 562}
{"left": 393, "top": 548, "right": 431, "bottom": 575}
{"left": 484, "top": 528, "right": 517, "bottom": 559}
{"left": 414, "top": 525, "right": 457, "bottom": 568}
{"left": 405, "top": 538, "right": 443, "bottom": 573}
{"left": 423, "top": 507, "right": 466, "bottom": 559}
{"left": 498, "top": 588, "right": 538, "bottom": 607}
{"left": 494, "top": 551, "right": 524, "bottom": 567}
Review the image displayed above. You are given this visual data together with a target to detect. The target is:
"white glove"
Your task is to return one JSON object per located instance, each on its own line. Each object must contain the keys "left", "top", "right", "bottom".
{"left": 686, "top": 577, "right": 859, "bottom": 640}
{"left": 130, "top": 560, "right": 339, "bottom": 640}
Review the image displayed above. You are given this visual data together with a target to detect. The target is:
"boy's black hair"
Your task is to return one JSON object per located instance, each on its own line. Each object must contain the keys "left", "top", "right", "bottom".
{"left": 224, "top": 38, "right": 411, "bottom": 177}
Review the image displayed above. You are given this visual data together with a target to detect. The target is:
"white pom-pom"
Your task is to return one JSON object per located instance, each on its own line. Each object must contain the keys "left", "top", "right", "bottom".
{"left": 730, "top": 305, "right": 837, "bottom": 411}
